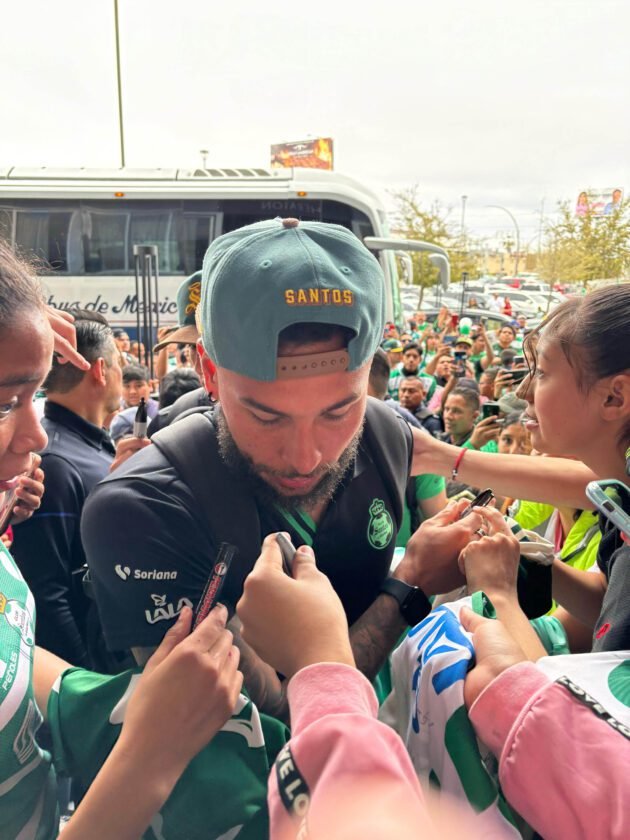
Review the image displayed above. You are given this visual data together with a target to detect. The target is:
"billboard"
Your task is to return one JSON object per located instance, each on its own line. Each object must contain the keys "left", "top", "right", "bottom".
{"left": 575, "top": 187, "right": 623, "bottom": 217}
{"left": 271, "top": 137, "right": 334, "bottom": 171}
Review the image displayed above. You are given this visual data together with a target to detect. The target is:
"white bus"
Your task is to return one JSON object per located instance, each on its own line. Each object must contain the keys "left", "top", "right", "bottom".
{"left": 0, "top": 166, "right": 450, "bottom": 329}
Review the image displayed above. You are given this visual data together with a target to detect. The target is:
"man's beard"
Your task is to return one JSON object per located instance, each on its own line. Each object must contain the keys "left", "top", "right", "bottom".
{"left": 215, "top": 406, "right": 363, "bottom": 512}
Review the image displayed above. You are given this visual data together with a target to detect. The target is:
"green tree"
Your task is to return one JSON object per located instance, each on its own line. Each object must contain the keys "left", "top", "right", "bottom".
{"left": 390, "top": 187, "right": 481, "bottom": 305}
{"left": 539, "top": 200, "right": 630, "bottom": 286}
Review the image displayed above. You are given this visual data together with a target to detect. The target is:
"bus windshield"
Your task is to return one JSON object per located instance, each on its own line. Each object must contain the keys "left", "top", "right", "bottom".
{"left": 0, "top": 197, "right": 374, "bottom": 276}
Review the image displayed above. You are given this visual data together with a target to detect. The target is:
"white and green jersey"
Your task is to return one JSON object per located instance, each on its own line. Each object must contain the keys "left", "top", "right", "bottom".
{"left": 0, "top": 542, "right": 58, "bottom": 840}
{"left": 380, "top": 594, "right": 521, "bottom": 836}
{"left": 48, "top": 667, "right": 288, "bottom": 840}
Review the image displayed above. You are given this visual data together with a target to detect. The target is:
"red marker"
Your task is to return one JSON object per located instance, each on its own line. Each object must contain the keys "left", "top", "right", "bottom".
{"left": 193, "top": 543, "right": 236, "bottom": 630}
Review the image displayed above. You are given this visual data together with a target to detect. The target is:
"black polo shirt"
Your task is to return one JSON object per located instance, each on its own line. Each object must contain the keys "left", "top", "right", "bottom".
{"left": 81, "top": 400, "right": 413, "bottom": 651}
{"left": 11, "top": 401, "right": 115, "bottom": 667}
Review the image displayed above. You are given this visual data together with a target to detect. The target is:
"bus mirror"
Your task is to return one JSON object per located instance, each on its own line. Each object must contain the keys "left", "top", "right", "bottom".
{"left": 429, "top": 254, "right": 450, "bottom": 290}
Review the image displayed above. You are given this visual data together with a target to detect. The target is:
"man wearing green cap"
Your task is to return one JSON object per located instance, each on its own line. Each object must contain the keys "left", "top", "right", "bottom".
{"left": 149, "top": 272, "right": 213, "bottom": 434}
{"left": 83, "top": 218, "right": 482, "bottom": 698}
{"left": 153, "top": 271, "right": 203, "bottom": 380}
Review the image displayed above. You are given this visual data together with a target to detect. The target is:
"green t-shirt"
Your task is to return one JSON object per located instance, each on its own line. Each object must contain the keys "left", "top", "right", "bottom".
{"left": 396, "top": 473, "right": 446, "bottom": 547}
{"left": 0, "top": 543, "right": 58, "bottom": 840}
{"left": 388, "top": 368, "right": 437, "bottom": 402}
{"left": 48, "top": 667, "right": 288, "bottom": 840}
{"left": 462, "top": 438, "right": 499, "bottom": 454}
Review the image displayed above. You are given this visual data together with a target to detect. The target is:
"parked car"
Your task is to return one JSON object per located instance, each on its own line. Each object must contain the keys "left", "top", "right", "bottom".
{"left": 417, "top": 307, "right": 515, "bottom": 334}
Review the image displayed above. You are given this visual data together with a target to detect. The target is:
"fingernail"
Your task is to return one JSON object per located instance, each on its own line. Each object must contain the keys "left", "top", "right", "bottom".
{"left": 214, "top": 603, "right": 228, "bottom": 620}
{"left": 297, "top": 545, "right": 314, "bottom": 558}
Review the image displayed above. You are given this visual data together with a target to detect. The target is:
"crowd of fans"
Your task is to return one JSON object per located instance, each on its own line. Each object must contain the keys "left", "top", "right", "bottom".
{"left": 0, "top": 220, "right": 628, "bottom": 840}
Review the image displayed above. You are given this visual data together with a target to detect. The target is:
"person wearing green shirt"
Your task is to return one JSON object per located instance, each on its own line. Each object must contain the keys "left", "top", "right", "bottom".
{"left": 388, "top": 342, "right": 437, "bottom": 402}
{"left": 439, "top": 387, "right": 499, "bottom": 452}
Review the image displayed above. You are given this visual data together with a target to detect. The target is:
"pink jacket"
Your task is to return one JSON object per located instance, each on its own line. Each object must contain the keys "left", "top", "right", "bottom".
{"left": 267, "top": 663, "right": 432, "bottom": 839}
{"left": 470, "top": 662, "right": 630, "bottom": 840}
{"left": 269, "top": 662, "right": 630, "bottom": 840}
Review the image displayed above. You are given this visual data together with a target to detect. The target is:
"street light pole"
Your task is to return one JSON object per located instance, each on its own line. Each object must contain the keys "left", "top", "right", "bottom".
{"left": 114, "top": 0, "right": 126, "bottom": 168}
{"left": 461, "top": 195, "right": 468, "bottom": 237}
{"left": 486, "top": 205, "right": 520, "bottom": 275}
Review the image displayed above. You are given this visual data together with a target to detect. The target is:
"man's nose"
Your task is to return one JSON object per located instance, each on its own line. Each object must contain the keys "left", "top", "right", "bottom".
{"left": 282, "top": 427, "right": 322, "bottom": 476}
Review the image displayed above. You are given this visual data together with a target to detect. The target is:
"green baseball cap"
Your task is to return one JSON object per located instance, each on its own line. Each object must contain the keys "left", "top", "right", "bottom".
{"left": 382, "top": 339, "right": 403, "bottom": 352}
{"left": 153, "top": 271, "right": 201, "bottom": 351}
{"left": 200, "top": 218, "right": 385, "bottom": 381}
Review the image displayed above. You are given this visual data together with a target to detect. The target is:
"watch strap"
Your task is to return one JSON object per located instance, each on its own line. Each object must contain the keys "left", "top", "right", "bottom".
{"left": 380, "top": 577, "right": 431, "bottom": 626}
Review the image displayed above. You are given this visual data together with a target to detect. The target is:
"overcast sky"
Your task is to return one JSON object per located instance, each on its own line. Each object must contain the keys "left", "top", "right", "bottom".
{"left": 2, "top": 0, "right": 628, "bottom": 247}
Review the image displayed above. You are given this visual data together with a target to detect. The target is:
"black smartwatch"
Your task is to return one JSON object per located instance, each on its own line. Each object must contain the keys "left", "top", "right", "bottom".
{"left": 379, "top": 577, "right": 431, "bottom": 627}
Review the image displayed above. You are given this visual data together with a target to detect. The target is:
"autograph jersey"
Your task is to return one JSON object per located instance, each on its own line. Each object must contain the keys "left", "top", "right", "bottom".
{"left": 0, "top": 542, "right": 58, "bottom": 840}
{"left": 48, "top": 667, "right": 288, "bottom": 840}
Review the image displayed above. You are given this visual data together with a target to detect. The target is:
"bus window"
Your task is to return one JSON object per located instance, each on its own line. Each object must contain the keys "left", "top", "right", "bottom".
{"left": 0, "top": 209, "right": 12, "bottom": 241}
{"left": 85, "top": 212, "right": 128, "bottom": 273}
{"left": 176, "top": 214, "right": 220, "bottom": 274}
{"left": 129, "top": 211, "right": 178, "bottom": 273}
{"left": 15, "top": 209, "right": 72, "bottom": 271}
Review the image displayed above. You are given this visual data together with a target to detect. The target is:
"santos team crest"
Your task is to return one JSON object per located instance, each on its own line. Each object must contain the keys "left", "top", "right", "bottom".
{"left": 367, "top": 499, "right": 394, "bottom": 549}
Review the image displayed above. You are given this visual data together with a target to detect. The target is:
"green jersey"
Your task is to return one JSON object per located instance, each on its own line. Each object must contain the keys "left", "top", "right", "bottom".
{"left": 48, "top": 666, "right": 288, "bottom": 840}
{"left": 388, "top": 367, "right": 437, "bottom": 402}
{"left": 0, "top": 542, "right": 58, "bottom": 840}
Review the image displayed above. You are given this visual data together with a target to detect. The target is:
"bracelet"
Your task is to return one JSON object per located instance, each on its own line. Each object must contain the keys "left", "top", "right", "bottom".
{"left": 452, "top": 447, "right": 467, "bottom": 481}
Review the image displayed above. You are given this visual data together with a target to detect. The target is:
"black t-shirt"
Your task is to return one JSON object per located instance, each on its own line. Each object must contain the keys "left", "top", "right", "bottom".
{"left": 81, "top": 402, "right": 413, "bottom": 651}
{"left": 593, "top": 490, "right": 630, "bottom": 652}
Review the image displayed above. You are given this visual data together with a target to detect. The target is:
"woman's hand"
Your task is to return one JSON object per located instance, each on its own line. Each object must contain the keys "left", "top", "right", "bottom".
{"left": 10, "top": 455, "right": 45, "bottom": 525}
{"left": 237, "top": 534, "right": 354, "bottom": 679}
{"left": 469, "top": 416, "right": 501, "bottom": 450}
{"left": 460, "top": 607, "right": 526, "bottom": 708}
{"left": 118, "top": 605, "right": 242, "bottom": 778}
{"left": 110, "top": 437, "right": 152, "bottom": 473}
{"left": 457, "top": 506, "right": 520, "bottom": 598}
{"left": 493, "top": 368, "right": 515, "bottom": 398}
{"left": 46, "top": 307, "right": 90, "bottom": 370}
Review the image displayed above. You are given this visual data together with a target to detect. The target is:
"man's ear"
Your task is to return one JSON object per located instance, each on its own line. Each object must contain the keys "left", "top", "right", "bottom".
{"left": 89, "top": 358, "right": 106, "bottom": 387}
{"left": 197, "top": 340, "right": 219, "bottom": 400}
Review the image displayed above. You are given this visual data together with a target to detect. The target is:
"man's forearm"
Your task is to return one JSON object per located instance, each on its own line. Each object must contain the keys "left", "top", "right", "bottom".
{"left": 230, "top": 617, "right": 289, "bottom": 722}
{"left": 350, "top": 595, "right": 407, "bottom": 681}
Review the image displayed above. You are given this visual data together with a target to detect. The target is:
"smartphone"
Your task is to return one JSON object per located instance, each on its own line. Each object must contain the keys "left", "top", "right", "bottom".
{"left": 0, "top": 486, "right": 19, "bottom": 535}
{"left": 443, "top": 335, "right": 456, "bottom": 346}
{"left": 585, "top": 480, "right": 630, "bottom": 539}
{"left": 509, "top": 368, "right": 528, "bottom": 384}
{"left": 482, "top": 402, "right": 501, "bottom": 420}
{"left": 193, "top": 542, "right": 237, "bottom": 629}
{"left": 276, "top": 532, "right": 297, "bottom": 576}
{"left": 513, "top": 355, "right": 526, "bottom": 366}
